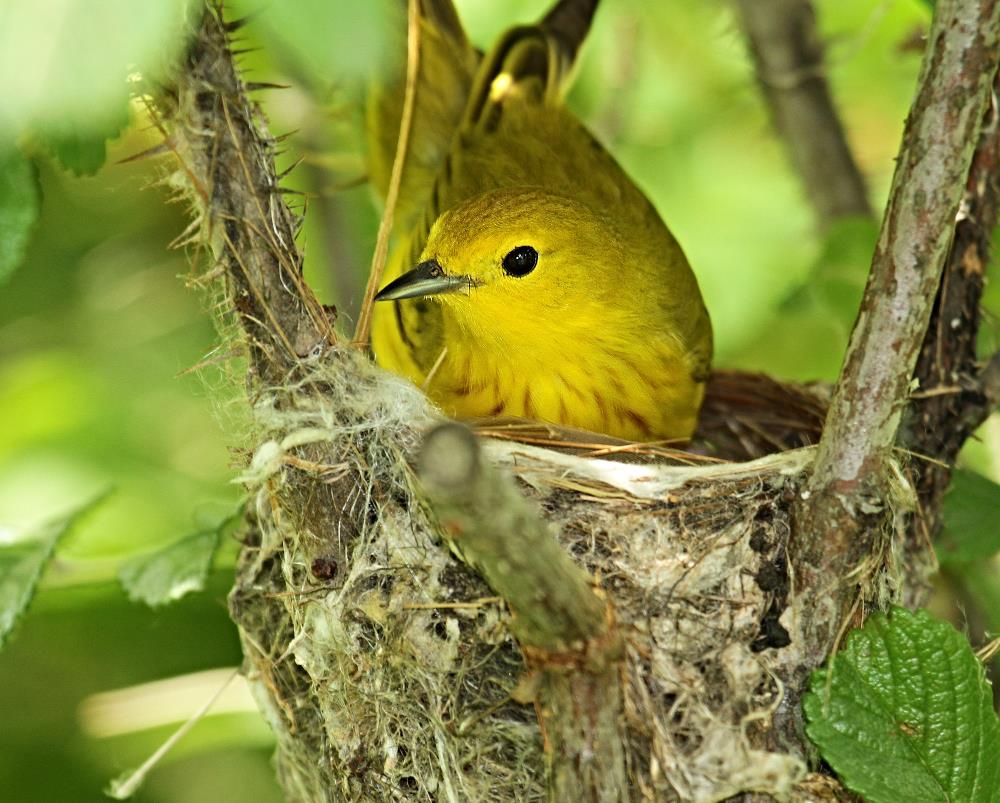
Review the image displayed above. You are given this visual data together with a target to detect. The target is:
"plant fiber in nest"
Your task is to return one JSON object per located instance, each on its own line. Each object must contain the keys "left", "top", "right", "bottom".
{"left": 229, "top": 348, "right": 820, "bottom": 801}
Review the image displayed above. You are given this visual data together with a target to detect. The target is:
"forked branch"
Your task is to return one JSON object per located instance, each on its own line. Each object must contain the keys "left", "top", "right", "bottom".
{"left": 762, "top": 0, "right": 1000, "bottom": 753}
{"left": 809, "top": 0, "right": 1000, "bottom": 509}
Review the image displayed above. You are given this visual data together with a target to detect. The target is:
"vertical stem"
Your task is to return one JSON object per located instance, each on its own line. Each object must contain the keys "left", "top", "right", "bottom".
{"left": 772, "top": 0, "right": 1000, "bottom": 754}
{"left": 354, "top": 0, "right": 421, "bottom": 348}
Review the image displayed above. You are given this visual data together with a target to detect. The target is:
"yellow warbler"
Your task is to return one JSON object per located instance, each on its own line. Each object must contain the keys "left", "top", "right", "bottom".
{"left": 368, "top": 0, "right": 712, "bottom": 442}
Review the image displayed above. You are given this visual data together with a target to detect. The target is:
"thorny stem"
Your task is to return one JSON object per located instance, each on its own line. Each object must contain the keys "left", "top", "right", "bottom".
{"left": 151, "top": 4, "right": 335, "bottom": 381}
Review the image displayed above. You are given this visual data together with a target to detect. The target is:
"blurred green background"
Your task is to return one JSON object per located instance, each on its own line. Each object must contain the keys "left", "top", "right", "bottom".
{"left": 1, "top": 0, "right": 997, "bottom": 801}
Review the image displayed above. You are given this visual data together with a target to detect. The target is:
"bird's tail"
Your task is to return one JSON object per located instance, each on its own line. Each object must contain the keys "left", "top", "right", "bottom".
{"left": 462, "top": 0, "right": 602, "bottom": 134}
{"left": 366, "top": 0, "right": 602, "bottom": 225}
{"left": 542, "top": 0, "right": 602, "bottom": 70}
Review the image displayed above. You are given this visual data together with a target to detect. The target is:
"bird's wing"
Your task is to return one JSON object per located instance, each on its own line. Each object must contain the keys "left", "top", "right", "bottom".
{"left": 463, "top": 0, "right": 602, "bottom": 126}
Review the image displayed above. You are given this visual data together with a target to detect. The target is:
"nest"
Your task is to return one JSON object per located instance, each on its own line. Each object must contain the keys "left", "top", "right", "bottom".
{"left": 225, "top": 349, "right": 899, "bottom": 801}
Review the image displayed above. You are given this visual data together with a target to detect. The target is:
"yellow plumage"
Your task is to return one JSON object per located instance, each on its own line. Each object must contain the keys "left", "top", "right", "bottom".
{"left": 368, "top": 0, "right": 712, "bottom": 442}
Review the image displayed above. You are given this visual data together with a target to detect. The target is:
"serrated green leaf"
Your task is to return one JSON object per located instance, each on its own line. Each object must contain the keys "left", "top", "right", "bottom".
{"left": 0, "top": 146, "right": 39, "bottom": 283}
{"left": 0, "top": 531, "right": 63, "bottom": 649}
{"left": 805, "top": 607, "right": 1000, "bottom": 803}
{"left": 0, "top": 493, "right": 108, "bottom": 649}
{"left": 938, "top": 468, "right": 1000, "bottom": 565}
{"left": 117, "top": 508, "right": 241, "bottom": 607}
{"left": 118, "top": 530, "right": 220, "bottom": 608}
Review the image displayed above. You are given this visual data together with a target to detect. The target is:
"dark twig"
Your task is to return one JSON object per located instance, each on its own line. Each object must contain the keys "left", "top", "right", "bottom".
{"left": 735, "top": 0, "right": 873, "bottom": 228}
{"left": 542, "top": 0, "right": 601, "bottom": 64}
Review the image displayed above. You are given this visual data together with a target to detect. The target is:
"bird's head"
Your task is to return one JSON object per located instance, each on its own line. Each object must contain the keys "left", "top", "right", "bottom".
{"left": 375, "top": 187, "right": 633, "bottom": 345}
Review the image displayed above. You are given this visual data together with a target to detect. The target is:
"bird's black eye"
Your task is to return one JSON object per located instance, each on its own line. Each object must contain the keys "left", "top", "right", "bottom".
{"left": 501, "top": 245, "right": 538, "bottom": 277}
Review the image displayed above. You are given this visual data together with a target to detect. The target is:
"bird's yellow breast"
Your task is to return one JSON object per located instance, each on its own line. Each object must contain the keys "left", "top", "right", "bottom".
{"left": 372, "top": 295, "right": 705, "bottom": 442}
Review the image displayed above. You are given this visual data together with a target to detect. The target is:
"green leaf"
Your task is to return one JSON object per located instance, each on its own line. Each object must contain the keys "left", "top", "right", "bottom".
{"left": 805, "top": 607, "right": 1000, "bottom": 803}
{"left": 118, "top": 509, "right": 241, "bottom": 607}
{"left": 0, "top": 147, "right": 40, "bottom": 283}
{"left": 36, "top": 102, "right": 130, "bottom": 176}
{"left": 0, "top": 493, "right": 108, "bottom": 649}
{"left": 118, "top": 530, "right": 219, "bottom": 608}
{"left": 938, "top": 468, "right": 1000, "bottom": 565}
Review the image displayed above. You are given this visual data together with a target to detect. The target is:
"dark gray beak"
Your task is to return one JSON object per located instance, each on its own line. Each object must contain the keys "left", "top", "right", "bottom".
{"left": 374, "top": 259, "right": 472, "bottom": 302}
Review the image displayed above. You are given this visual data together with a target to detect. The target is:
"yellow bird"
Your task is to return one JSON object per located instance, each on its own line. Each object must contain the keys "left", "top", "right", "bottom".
{"left": 368, "top": 0, "right": 712, "bottom": 442}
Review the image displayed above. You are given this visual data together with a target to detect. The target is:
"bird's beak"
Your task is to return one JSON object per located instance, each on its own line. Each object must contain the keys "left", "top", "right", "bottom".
{"left": 374, "top": 259, "right": 472, "bottom": 302}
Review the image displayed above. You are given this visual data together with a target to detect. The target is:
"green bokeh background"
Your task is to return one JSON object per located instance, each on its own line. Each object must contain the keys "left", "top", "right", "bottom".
{"left": 1, "top": 1, "right": 997, "bottom": 801}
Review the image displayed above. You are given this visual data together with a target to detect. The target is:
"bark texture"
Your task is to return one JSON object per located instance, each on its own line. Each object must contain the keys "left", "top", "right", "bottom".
{"left": 783, "top": 0, "right": 1000, "bottom": 753}
{"left": 906, "top": 69, "right": 1000, "bottom": 534}
{"left": 811, "top": 2, "right": 999, "bottom": 496}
